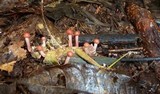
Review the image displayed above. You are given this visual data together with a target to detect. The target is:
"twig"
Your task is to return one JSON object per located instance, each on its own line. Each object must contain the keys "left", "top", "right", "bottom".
{"left": 40, "top": 0, "right": 62, "bottom": 48}
{"left": 107, "top": 52, "right": 130, "bottom": 69}
{"left": 121, "top": 57, "right": 160, "bottom": 62}
{"left": 108, "top": 47, "right": 143, "bottom": 53}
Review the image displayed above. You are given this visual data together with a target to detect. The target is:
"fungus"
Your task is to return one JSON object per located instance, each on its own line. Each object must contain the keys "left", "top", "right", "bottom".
{"left": 64, "top": 51, "right": 73, "bottom": 64}
{"left": 74, "top": 31, "right": 80, "bottom": 47}
{"left": 66, "top": 29, "right": 73, "bottom": 47}
{"left": 41, "top": 37, "right": 46, "bottom": 47}
{"left": 23, "top": 32, "right": 31, "bottom": 52}
{"left": 36, "top": 46, "right": 46, "bottom": 57}
{"left": 83, "top": 42, "right": 95, "bottom": 56}
{"left": 93, "top": 38, "right": 100, "bottom": 51}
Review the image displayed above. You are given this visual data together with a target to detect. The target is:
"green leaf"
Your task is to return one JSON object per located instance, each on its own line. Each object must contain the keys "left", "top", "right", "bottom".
{"left": 75, "top": 48, "right": 105, "bottom": 68}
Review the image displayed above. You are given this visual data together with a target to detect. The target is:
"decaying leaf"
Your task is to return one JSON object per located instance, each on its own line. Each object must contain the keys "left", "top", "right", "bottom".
{"left": 8, "top": 41, "right": 27, "bottom": 60}
{"left": 0, "top": 61, "right": 16, "bottom": 72}
{"left": 43, "top": 50, "right": 59, "bottom": 65}
{"left": 43, "top": 47, "right": 72, "bottom": 64}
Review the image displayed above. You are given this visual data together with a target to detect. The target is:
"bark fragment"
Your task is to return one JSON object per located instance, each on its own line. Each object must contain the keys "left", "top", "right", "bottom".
{"left": 126, "top": 3, "right": 160, "bottom": 80}
{"left": 126, "top": 3, "right": 160, "bottom": 57}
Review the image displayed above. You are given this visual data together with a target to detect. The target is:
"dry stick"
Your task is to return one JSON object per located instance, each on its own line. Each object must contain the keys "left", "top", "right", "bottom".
{"left": 108, "top": 47, "right": 143, "bottom": 53}
{"left": 107, "top": 52, "right": 129, "bottom": 69}
{"left": 107, "top": 51, "right": 140, "bottom": 69}
{"left": 41, "top": 0, "right": 62, "bottom": 48}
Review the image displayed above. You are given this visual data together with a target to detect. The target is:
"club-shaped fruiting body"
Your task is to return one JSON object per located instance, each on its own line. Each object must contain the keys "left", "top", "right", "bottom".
{"left": 93, "top": 38, "right": 100, "bottom": 51}
{"left": 83, "top": 42, "right": 95, "bottom": 56}
{"left": 66, "top": 29, "right": 73, "bottom": 47}
{"left": 23, "top": 32, "right": 31, "bottom": 52}
{"left": 74, "top": 31, "right": 80, "bottom": 47}
{"left": 83, "top": 42, "right": 90, "bottom": 54}
{"left": 36, "top": 46, "right": 46, "bottom": 57}
{"left": 64, "top": 51, "right": 73, "bottom": 64}
{"left": 41, "top": 37, "right": 46, "bottom": 47}
{"left": 84, "top": 42, "right": 90, "bottom": 47}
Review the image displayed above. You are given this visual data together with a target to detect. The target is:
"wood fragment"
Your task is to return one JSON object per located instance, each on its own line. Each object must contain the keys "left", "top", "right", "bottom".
{"left": 108, "top": 47, "right": 143, "bottom": 53}
{"left": 126, "top": 3, "right": 160, "bottom": 57}
{"left": 126, "top": 3, "right": 160, "bottom": 80}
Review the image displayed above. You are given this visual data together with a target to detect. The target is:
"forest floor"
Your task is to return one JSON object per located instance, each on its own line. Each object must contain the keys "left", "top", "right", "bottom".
{"left": 0, "top": 0, "right": 160, "bottom": 94}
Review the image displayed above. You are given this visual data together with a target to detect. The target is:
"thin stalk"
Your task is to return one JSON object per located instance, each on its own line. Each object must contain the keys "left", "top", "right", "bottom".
{"left": 108, "top": 47, "right": 143, "bottom": 53}
{"left": 41, "top": 0, "right": 62, "bottom": 48}
{"left": 107, "top": 52, "right": 129, "bottom": 69}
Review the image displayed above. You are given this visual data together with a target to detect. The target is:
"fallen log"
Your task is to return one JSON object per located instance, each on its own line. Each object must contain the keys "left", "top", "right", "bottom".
{"left": 126, "top": 3, "right": 160, "bottom": 57}
{"left": 126, "top": 3, "right": 160, "bottom": 79}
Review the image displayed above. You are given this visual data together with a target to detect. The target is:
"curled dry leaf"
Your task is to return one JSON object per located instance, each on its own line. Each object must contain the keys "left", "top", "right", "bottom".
{"left": 0, "top": 61, "right": 16, "bottom": 72}
{"left": 8, "top": 41, "right": 27, "bottom": 60}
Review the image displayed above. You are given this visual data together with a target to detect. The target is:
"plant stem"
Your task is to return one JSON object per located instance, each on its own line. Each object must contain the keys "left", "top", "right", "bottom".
{"left": 107, "top": 52, "right": 129, "bottom": 69}
{"left": 41, "top": 0, "right": 62, "bottom": 48}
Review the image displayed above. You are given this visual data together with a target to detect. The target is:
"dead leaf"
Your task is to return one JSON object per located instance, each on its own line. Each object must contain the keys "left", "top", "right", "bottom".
{"left": 8, "top": 41, "right": 27, "bottom": 60}
{"left": 0, "top": 61, "right": 16, "bottom": 72}
{"left": 43, "top": 47, "right": 72, "bottom": 64}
